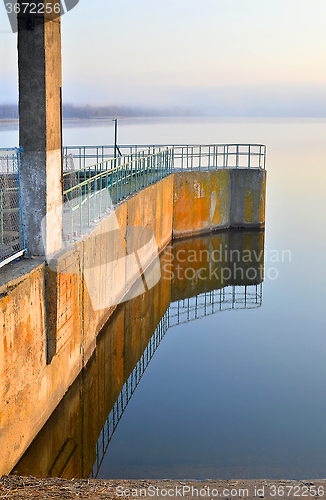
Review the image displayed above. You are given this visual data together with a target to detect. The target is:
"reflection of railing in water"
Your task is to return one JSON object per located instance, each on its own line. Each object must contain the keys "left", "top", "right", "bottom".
{"left": 168, "top": 284, "right": 262, "bottom": 327}
{"left": 91, "top": 283, "right": 263, "bottom": 478}
{"left": 91, "top": 312, "right": 170, "bottom": 478}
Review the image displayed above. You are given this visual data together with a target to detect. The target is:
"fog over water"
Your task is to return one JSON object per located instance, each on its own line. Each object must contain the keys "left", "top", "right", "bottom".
{"left": 2, "top": 1, "right": 326, "bottom": 116}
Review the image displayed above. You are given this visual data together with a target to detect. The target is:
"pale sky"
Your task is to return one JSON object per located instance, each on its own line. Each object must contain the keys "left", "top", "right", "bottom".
{"left": 1, "top": 0, "right": 326, "bottom": 114}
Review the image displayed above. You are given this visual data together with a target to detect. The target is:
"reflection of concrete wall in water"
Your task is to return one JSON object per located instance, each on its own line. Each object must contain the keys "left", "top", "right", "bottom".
{"left": 170, "top": 230, "right": 264, "bottom": 301}
{"left": 13, "top": 230, "right": 264, "bottom": 479}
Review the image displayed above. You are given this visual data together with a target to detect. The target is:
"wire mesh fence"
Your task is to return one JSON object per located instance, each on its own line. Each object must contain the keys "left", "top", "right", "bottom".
{"left": 0, "top": 148, "right": 25, "bottom": 268}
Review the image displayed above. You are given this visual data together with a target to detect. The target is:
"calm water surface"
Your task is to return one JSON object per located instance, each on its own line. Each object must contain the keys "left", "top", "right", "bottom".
{"left": 2, "top": 118, "right": 326, "bottom": 479}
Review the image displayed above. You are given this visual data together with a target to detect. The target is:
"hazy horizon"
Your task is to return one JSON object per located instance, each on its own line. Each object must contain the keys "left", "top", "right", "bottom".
{"left": 1, "top": 0, "right": 326, "bottom": 117}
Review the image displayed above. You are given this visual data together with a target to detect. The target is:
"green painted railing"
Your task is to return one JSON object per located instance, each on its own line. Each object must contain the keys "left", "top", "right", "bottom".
{"left": 62, "top": 143, "right": 266, "bottom": 241}
{"left": 0, "top": 143, "right": 266, "bottom": 266}
{"left": 63, "top": 143, "right": 266, "bottom": 172}
{"left": 62, "top": 147, "right": 173, "bottom": 240}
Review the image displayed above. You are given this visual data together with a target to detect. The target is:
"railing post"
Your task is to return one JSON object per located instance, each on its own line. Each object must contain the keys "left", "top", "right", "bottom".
{"left": 79, "top": 185, "right": 83, "bottom": 235}
{"left": 93, "top": 178, "right": 96, "bottom": 221}
{"left": 69, "top": 191, "right": 73, "bottom": 242}
{"left": 119, "top": 156, "right": 122, "bottom": 200}
{"left": 88, "top": 181, "right": 91, "bottom": 227}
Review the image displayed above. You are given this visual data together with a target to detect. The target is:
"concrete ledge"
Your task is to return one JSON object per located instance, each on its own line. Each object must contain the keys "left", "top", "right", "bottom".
{"left": 0, "top": 258, "right": 45, "bottom": 296}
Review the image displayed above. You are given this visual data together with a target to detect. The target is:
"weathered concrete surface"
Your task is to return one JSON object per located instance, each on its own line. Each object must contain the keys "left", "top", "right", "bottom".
{"left": 230, "top": 169, "right": 266, "bottom": 228}
{"left": 0, "top": 170, "right": 265, "bottom": 476}
{"left": 0, "top": 260, "right": 83, "bottom": 476}
{"left": 173, "top": 171, "right": 231, "bottom": 237}
{"left": 18, "top": 3, "right": 63, "bottom": 255}
{"left": 173, "top": 169, "right": 266, "bottom": 238}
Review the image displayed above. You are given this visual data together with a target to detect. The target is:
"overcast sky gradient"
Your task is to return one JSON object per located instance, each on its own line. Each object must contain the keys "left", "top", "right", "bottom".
{"left": 1, "top": 0, "right": 326, "bottom": 115}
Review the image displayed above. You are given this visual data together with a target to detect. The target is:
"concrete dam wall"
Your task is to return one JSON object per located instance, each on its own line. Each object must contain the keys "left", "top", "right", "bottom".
{"left": 0, "top": 168, "right": 266, "bottom": 475}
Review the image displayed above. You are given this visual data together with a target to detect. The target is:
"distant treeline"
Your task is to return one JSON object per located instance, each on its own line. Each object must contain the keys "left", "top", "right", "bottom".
{"left": 62, "top": 104, "right": 196, "bottom": 118}
{"left": 0, "top": 105, "right": 18, "bottom": 119}
{"left": 0, "top": 103, "right": 197, "bottom": 120}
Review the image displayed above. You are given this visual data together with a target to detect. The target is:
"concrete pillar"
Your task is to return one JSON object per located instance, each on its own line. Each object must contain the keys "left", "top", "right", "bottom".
{"left": 18, "top": 4, "right": 62, "bottom": 256}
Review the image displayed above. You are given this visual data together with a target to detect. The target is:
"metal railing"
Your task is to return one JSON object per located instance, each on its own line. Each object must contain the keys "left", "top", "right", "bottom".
{"left": 62, "top": 143, "right": 266, "bottom": 241}
{"left": 90, "top": 282, "right": 263, "bottom": 478}
{"left": 0, "top": 142, "right": 265, "bottom": 265}
{"left": 0, "top": 148, "right": 25, "bottom": 268}
{"left": 62, "top": 147, "right": 173, "bottom": 239}
{"left": 63, "top": 143, "right": 266, "bottom": 172}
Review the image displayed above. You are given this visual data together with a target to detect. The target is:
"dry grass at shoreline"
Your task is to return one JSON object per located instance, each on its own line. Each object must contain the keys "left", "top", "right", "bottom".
{"left": 1, "top": 477, "right": 326, "bottom": 500}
